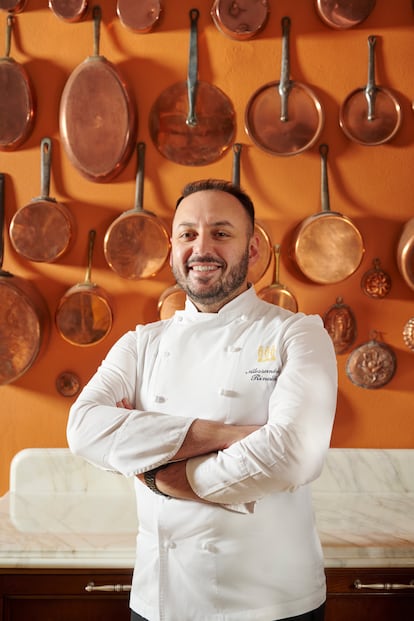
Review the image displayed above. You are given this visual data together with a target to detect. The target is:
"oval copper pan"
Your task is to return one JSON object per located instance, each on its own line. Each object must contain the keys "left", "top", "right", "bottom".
{"left": 9, "top": 137, "right": 74, "bottom": 263}
{"left": 211, "top": 0, "right": 269, "bottom": 41}
{"left": 397, "top": 217, "right": 414, "bottom": 292}
{"left": 117, "top": 0, "right": 161, "bottom": 32}
{"left": 0, "top": 173, "right": 49, "bottom": 386}
{"left": 59, "top": 5, "right": 137, "bottom": 182}
{"left": 0, "top": 15, "right": 35, "bottom": 151}
{"left": 49, "top": 0, "right": 88, "bottom": 22}
{"left": 0, "top": 1, "right": 26, "bottom": 12}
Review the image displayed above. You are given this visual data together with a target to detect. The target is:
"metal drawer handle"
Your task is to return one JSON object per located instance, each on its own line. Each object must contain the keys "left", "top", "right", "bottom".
{"left": 85, "top": 582, "right": 132, "bottom": 592}
{"left": 354, "top": 579, "right": 414, "bottom": 591}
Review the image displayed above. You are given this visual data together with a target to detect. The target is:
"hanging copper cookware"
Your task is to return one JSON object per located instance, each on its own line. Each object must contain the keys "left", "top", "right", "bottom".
{"left": 323, "top": 297, "right": 357, "bottom": 355}
{"left": 157, "top": 282, "right": 186, "bottom": 320}
{"left": 55, "top": 230, "right": 113, "bottom": 346}
{"left": 0, "top": 173, "right": 49, "bottom": 386}
{"left": 231, "top": 143, "right": 272, "bottom": 284}
{"left": 59, "top": 5, "right": 137, "bottom": 182}
{"left": 49, "top": 0, "right": 88, "bottom": 22}
{"left": 339, "top": 35, "right": 402, "bottom": 146}
{"left": 117, "top": 0, "right": 162, "bottom": 32}
{"left": 104, "top": 142, "right": 170, "bottom": 280}
{"left": 149, "top": 8, "right": 236, "bottom": 166}
{"left": 210, "top": 0, "right": 269, "bottom": 41}
{"left": 346, "top": 332, "right": 396, "bottom": 389}
{"left": 9, "top": 137, "right": 74, "bottom": 263}
{"left": 0, "top": 14, "right": 35, "bottom": 151}
{"left": 315, "top": 0, "right": 375, "bottom": 30}
{"left": 402, "top": 318, "right": 414, "bottom": 352}
{"left": 258, "top": 244, "right": 298, "bottom": 312}
{"left": 396, "top": 217, "right": 414, "bottom": 292}
{"left": 360, "top": 258, "right": 391, "bottom": 298}
{"left": 245, "top": 16, "right": 324, "bottom": 157}
{"left": 0, "top": 1, "right": 26, "bottom": 12}
{"left": 290, "top": 144, "right": 365, "bottom": 284}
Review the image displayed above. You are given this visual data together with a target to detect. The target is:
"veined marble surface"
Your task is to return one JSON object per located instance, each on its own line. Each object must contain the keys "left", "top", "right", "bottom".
{"left": 0, "top": 448, "right": 413, "bottom": 569}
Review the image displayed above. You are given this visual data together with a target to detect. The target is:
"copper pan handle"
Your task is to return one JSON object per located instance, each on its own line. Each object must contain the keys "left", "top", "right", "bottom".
{"left": 5, "top": 14, "right": 13, "bottom": 58}
{"left": 92, "top": 5, "right": 101, "bottom": 57}
{"left": 278, "top": 16, "right": 292, "bottom": 123}
{"left": 231, "top": 143, "right": 242, "bottom": 186}
{"left": 186, "top": 8, "right": 199, "bottom": 127}
{"left": 134, "top": 142, "right": 145, "bottom": 213}
{"left": 365, "top": 35, "right": 378, "bottom": 121}
{"left": 84, "top": 229, "right": 96, "bottom": 285}
{"left": 39, "top": 137, "right": 53, "bottom": 200}
{"left": 319, "top": 143, "right": 331, "bottom": 213}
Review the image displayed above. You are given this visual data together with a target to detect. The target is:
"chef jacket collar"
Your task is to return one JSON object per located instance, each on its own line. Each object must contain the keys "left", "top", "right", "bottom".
{"left": 176, "top": 285, "right": 258, "bottom": 322}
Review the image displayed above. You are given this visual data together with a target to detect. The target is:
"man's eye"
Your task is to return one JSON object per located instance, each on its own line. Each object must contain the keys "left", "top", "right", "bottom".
{"left": 214, "top": 231, "right": 230, "bottom": 238}
{"left": 180, "top": 231, "right": 196, "bottom": 240}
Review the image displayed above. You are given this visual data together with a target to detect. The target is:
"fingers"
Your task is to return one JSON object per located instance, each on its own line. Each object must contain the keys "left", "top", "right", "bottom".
{"left": 116, "top": 398, "right": 133, "bottom": 409}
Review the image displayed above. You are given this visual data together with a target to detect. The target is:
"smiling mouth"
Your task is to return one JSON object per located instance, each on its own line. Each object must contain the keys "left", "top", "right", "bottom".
{"left": 190, "top": 265, "right": 220, "bottom": 272}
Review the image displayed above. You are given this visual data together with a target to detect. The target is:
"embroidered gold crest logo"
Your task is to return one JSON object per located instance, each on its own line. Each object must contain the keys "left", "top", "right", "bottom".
{"left": 257, "top": 345, "right": 276, "bottom": 362}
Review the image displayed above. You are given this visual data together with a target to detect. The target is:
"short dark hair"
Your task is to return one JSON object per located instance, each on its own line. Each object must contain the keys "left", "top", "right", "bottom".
{"left": 175, "top": 179, "right": 255, "bottom": 230}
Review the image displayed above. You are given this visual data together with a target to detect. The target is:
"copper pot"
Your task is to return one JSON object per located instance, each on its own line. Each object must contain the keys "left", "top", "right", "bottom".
{"left": 210, "top": 0, "right": 269, "bottom": 41}
{"left": 397, "top": 217, "right": 414, "bottom": 292}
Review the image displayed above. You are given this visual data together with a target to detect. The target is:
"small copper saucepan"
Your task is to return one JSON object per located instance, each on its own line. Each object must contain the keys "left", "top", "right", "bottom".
{"left": 117, "top": 0, "right": 162, "bottom": 32}
{"left": 315, "top": 0, "right": 376, "bottom": 30}
{"left": 104, "top": 142, "right": 170, "bottom": 280}
{"left": 49, "top": 0, "right": 88, "bottom": 21}
{"left": 210, "top": 0, "right": 269, "bottom": 41}
{"left": 9, "top": 137, "right": 74, "bottom": 263}
{"left": 55, "top": 230, "right": 113, "bottom": 346}
{"left": 396, "top": 217, "right": 414, "bottom": 292}
{"left": 258, "top": 244, "right": 298, "bottom": 312}
{"left": 0, "top": 1, "right": 26, "bottom": 12}
{"left": 290, "top": 144, "right": 365, "bottom": 284}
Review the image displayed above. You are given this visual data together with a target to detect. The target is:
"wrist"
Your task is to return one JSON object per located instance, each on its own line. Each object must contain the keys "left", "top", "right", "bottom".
{"left": 143, "top": 465, "right": 170, "bottom": 497}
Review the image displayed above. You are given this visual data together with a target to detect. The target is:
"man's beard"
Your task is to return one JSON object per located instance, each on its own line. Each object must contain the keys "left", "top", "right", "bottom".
{"left": 172, "top": 247, "right": 250, "bottom": 306}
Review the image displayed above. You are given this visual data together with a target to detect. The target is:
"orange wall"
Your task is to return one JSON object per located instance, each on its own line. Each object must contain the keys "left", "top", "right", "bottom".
{"left": 1, "top": 0, "right": 413, "bottom": 496}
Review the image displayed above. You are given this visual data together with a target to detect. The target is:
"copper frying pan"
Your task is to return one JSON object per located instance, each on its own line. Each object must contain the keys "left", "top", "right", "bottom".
{"left": 397, "top": 217, "right": 414, "bottom": 292}
{"left": 210, "top": 0, "right": 269, "bottom": 41}
{"left": 9, "top": 137, "right": 74, "bottom": 263}
{"left": 290, "top": 144, "right": 365, "bottom": 284}
{"left": 0, "top": 14, "right": 35, "bottom": 151}
{"left": 0, "top": 173, "right": 49, "bottom": 385}
{"left": 0, "top": 1, "right": 26, "bottom": 12}
{"left": 339, "top": 35, "right": 402, "bottom": 146}
{"left": 104, "top": 142, "right": 170, "bottom": 280}
{"left": 117, "top": 0, "right": 162, "bottom": 32}
{"left": 59, "top": 5, "right": 137, "bottom": 182}
{"left": 245, "top": 16, "right": 324, "bottom": 157}
{"left": 49, "top": 0, "right": 88, "bottom": 22}
{"left": 149, "top": 8, "right": 236, "bottom": 166}
{"left": 231, "top": 143, "right": 271, "bottom": 284}
{"left": 55, "top": 230, "right": 113, "bottom": 346}
{"left": 315, "top": 0, "right": 375, "bottom": 30}
{"left": 258, "top": 244, "right": 298, "bottom": 312}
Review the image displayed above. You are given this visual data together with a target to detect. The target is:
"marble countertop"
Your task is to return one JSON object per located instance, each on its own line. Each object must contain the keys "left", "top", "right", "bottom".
{"left": 0, "top": 448, "right": 413, "bottom": 569}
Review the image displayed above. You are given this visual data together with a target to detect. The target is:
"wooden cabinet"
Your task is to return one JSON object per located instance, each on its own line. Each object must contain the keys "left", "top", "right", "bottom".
{"left": 325, "top": 567, "right": 414, "bottom": 621}
{"left": 0, "top": 568, "right": 133, "bottom": 621}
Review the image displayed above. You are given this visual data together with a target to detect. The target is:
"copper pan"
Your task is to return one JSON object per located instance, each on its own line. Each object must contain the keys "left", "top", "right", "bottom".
{"left": 0, "top": 14, "right": 35, "bottom": 151}
{"left": 0, "top": 1, "right": 26, "bottom": 12}
{"left": 157, "top": 282, "right": 186, "bottom": 320}
{"left": 210, "top": 0, "right": 269, "bottom": 41}
{"left": 396, "top": 217, "right": 414, "bottom": 292}
{"left": 149, "top": 8, "right": 236, "bottom": 166}
{"left": 0, "top": 173, "right": 50, "bottom": 386}
{"left": 315, "top": 0, "right": 375, "bottom": 30}
{"left": 49, "top": 0, "right": 88, "bottom": 22}
{"left": 245, "top": 16, "right": 324, "bottom": 157}
{"left": 55, "top": 230, "right": 113, "bottom": 346}
{"left": 258, "top": 244, "right": 298, "bottom": 312}
{"left": 290, "top": 144, "right": 365, "bottom": 284}
{"left": 59, "top": 5, "right": 137, "bottom": 182}
{"left": 339, "top": 36, "right": 401, "bottom": 146}
{"left": 402, "top": 318, "right": 414, "bottom": 352}
{"left": 117, "top": 0, "right": 162, "bottom": 32}
{"left": 231, "top": 143, "right": 271, "bottom": 284}
{"left": 9, "top": 137, "right": 74, "bottom": 263}
{"left": 346, "top": 332, "right": 396, "bottom": 389}
{"left": 323, "top": 296, "right": 356, "bottom": 355}
{"left": 104, "top": 142, "right": 170, "bottom": 280}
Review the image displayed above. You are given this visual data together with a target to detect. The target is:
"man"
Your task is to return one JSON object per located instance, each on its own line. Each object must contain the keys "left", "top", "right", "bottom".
{"left": 67, "top": 179, "right": 338, "bottom": 621}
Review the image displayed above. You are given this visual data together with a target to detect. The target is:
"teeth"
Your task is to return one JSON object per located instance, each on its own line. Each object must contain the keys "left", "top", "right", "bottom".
{"left": 191, "top": 265, "right": 218, "bottom": 272}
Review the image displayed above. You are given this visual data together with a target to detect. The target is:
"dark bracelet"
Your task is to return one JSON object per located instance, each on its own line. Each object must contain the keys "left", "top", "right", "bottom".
{"left": 143, "top": 465, "right": 170, "bottom": 497}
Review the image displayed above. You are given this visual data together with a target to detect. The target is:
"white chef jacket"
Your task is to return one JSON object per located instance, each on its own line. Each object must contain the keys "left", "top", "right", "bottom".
{"left": 67, "top": 287, "right": 338, "bottom": 621}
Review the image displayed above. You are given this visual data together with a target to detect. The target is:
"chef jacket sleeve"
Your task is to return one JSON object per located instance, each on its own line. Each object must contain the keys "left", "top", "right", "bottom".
{"left": 67, "top": 330, "right": 194, "bottom": 477}
{"left": 186, "top": 315, "right": 338, "bottom": 505}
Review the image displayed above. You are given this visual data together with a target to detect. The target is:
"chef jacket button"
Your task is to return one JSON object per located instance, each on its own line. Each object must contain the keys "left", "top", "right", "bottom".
{"left": 201, "top": 542, "right": 216, "bottom": 553}
{"left": 239, "top": 314, "right": 248, "bottom": 322}
{"left": 219, "top": 388, "right": 237, "bottom": 398}
{"left": 164, "top": 540, "right": 176, "bottom": 550}
{"left": 154, "top": 395, "right": 166, "bottom": 403}
{"left": 225, "top": 345, "right": 240, "bottom": 353}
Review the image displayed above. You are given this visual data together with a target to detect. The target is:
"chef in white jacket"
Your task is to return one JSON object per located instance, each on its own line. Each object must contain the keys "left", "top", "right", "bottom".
{"left": 67, "top": 179, "right": 338, "bottom": 621}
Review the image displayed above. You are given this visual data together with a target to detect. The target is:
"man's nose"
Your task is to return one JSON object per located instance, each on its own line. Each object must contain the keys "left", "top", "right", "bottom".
{"left": 192, "top": 231, "right": 213, "bottom": 255}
